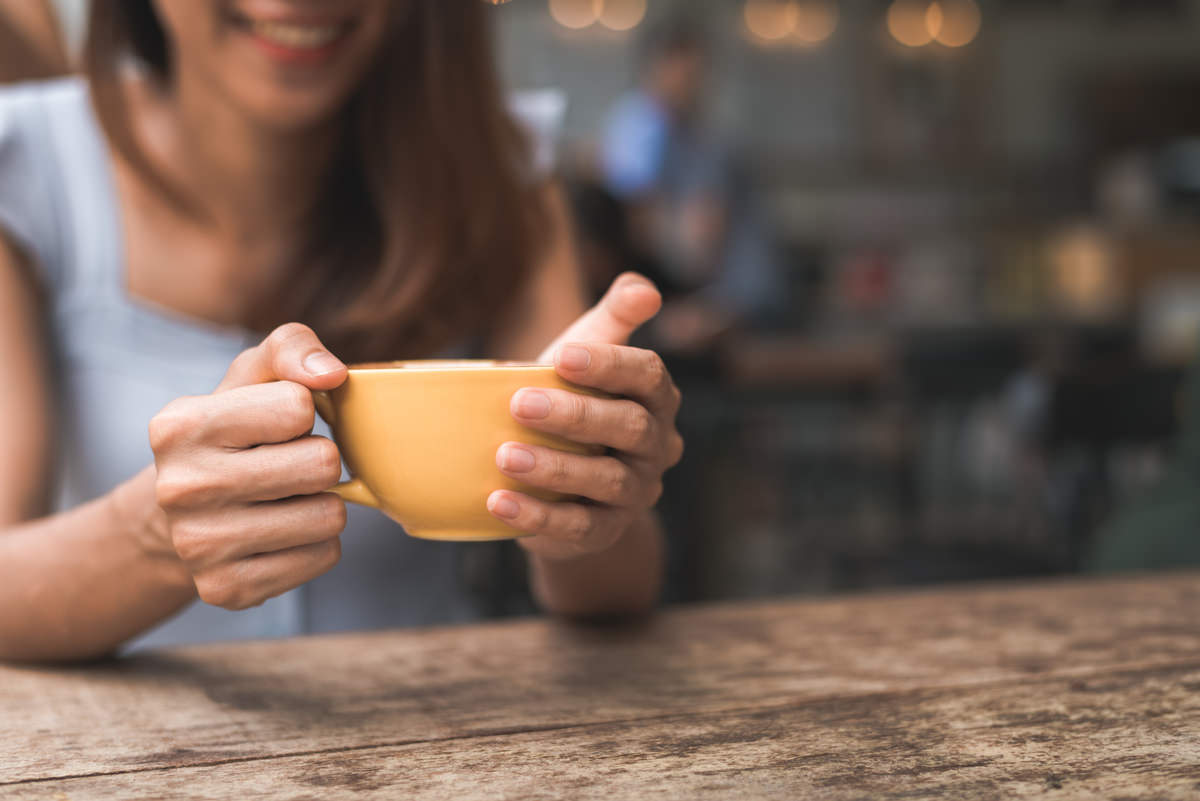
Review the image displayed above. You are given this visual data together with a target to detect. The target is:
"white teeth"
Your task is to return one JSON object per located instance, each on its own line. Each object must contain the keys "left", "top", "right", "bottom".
{"left": 252, "top": 20, "right": 343, "bottom": 49}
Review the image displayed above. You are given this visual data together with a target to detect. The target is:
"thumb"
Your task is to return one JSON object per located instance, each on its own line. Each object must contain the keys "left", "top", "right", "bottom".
{"left": 216, "top": 322, "right": 347, "bottom": 392}
{"left": 540, "top": 273, "right": 662, "bottom": 359}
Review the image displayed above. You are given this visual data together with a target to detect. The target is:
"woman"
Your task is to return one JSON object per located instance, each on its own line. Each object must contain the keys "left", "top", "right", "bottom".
{"left": 0, "top": 0, "right": 682, "bottom": 662}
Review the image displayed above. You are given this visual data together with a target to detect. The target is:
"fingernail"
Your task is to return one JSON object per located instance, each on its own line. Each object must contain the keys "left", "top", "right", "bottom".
{"left": 304, "top": 351, "right": 344, "bottom": 376}
{"left": 514, "top": 389, "right": 551, "bottom": 419}
{"left": 558, "top": 345, "right": 591, "bottom": 372}
{"left": 489, "top": 493, "right": 520, "bottom": 519}
{"left": 498, "top": 444, "right": 536, "bottom": 473}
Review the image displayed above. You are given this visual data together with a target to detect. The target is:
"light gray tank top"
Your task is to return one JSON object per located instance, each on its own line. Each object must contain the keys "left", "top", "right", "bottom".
{"left": 0, "top": 78, "right": 503, "bottom": 650}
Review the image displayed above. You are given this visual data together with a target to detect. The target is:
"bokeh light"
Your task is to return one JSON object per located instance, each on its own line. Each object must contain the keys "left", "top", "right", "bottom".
{"left": 549, "top": 0, "right": 603, "bottom": 30}
{"left": 598, "top": 0, "right": 647, "bottom": 31}
{"left": 931, "top": 0, "right": 981, "bottom": 47}
{"left": 744, "top": 0, "right": 799, "bottom": 42}
{"left": 887, "top": 0, "right": 934, "bottom": 47}
{"left": 791, "top": 0, "right": 838, "bottom": 45}
{"left": 925, "top": 2, "right": 945, "bottom": 39}
{"left": 1049, "top": 225, "right": 1120, "bottom": 319}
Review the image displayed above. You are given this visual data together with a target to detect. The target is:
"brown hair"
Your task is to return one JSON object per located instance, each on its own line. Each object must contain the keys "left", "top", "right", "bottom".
{"left": 84, "top": 1, "right": 549, "bottom": 361}
{"left": 0, "top": 2, "right": 69, "bottom": 84}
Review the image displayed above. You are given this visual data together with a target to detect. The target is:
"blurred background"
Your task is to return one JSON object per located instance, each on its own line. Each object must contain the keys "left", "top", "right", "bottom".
{"left": 492, "top": 0, "right": 1200, "bottom": 603}
{"left": 5, "top": 0, "right": 1200, "bottom": 610}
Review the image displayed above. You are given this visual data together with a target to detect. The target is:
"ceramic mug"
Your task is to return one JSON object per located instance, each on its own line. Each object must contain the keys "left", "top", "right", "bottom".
{"left": 313, "top": 360, "right": 601, "bottom": 541}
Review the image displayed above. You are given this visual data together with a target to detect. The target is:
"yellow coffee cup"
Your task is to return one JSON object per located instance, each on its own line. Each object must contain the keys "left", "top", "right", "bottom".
{"left": 313, "top": 360, "right": 600, "bottom": 541}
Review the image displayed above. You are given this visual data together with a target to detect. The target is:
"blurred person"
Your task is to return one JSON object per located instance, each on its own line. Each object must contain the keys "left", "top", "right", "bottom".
{"left": 0, "top": 0, "right": 69, "bottom": 82}
{"left": 0, "top": 0, "right": 683, "bottom": 662}
{"left": 600, "top": 20, "right": 782, "bottom": 357}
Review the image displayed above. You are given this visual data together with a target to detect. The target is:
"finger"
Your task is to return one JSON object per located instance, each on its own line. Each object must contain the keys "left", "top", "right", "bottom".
{"left": 156, "top": 435, "right": 343, "bottom": 508}
{"left": 170, "top": 493, "right": 348, "bottom": 569}
{"left": 497, "top": 443, "right": 658, "bottom": 507}
{"left": 486, "top": 490, "right": 627, "bottom": 553}
{"left": 193, "top": 538, "right": 341, "bottom": 611}
{"left": 553, "top": 343, "right": 681, "bottom": 414}
{"left": 537, "top": 273, "right": 662, "bottom": 359}
{"left": 214, "top": 382, "right": 319, "bottom": 447}
{"left": 217, "top": 322, "right": 346, "bottom": 393}
{"left": 510, "top": 389, "right": 658, "bottom": 455}
{"left": 151, "top": 382, "right": 318, "bottom": 452}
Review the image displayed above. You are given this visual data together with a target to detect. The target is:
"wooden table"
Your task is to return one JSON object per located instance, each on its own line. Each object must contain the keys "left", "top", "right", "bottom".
{"left": 2, "top": 573, "right": 1198, "bottom": 800}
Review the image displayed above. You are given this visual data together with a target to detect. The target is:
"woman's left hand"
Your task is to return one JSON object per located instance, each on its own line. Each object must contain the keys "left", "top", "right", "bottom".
{"left": 488, "top": 274, "right": 684, "bottom": 559}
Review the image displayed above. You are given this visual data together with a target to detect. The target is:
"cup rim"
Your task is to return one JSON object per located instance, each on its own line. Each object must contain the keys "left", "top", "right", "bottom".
{"left": 346, "top": 359, "right": 553, "bottom": 373}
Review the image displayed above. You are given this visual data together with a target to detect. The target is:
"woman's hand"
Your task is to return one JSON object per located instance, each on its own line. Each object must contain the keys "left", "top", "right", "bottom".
{"left": 489, "top": 274, "right": 684, "bottom": 559}
{"left": 148, "top": 323, "right": 350, "bottom": 610}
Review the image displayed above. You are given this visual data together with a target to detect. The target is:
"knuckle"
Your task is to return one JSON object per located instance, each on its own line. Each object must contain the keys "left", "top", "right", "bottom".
{"left": 646, "top": 353, "right": 670, "bottom": 391}
{"left": 169, "top": 521, "right": 209, "bottom": 564}
{"left": 279, "top": 382, "right": 316, "bottom": 430}
{"left": 155, "top": 467, "right": 206, "bottom": 510}
{"left": 567, "top": 511, "right": 594, "bottom": 542}
{"left": 529, "top": 503, "right": 552, "bottom": 532}
{"left": 268, "top": 322, "right": 315, "bottom": 347}
{"left": 608, "top": 464, "right": 633, "bottom": 502}
{"left": 148, "top": 398, "right": 202, "bottom": 452}
{"left": 565, "top": 394, "right": 589, "bottom": 426}
{"left": 609, "top": 345, "right": 625, "bottom": 374}
{"left": 317, "top": 493, "right": 348, "bottom": 534}
{"left": 267, "top": 323, "right": 320, "bottom": 376}
{"left": 319, "top": 537, "right": 342, "bottom": 569}
{"left": 670, "top": 433, "right": 685, "bottom": 465}
{"left": 312, "top": 437, "right": 343, "bottom": 485}
{"left": 626, "top": 406, "right": 653, "bottom": 447}
{"left": 195, "top": 575, "right": 243, "bottom": 610}
{"left": 549, "top": 452, "right": 572, "bottom": 483}
{"left": 227, "top": 346, "right": 259, "bottom": 377}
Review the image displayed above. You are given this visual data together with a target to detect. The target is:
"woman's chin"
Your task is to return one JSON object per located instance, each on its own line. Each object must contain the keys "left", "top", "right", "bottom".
{"left": 232, "top": 91, "right": 353, "bottom": 134}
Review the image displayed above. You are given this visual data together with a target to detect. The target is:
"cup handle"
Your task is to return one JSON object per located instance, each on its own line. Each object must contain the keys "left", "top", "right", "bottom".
{"left": 312, "top": 390, "right": 382, "bottom": 510}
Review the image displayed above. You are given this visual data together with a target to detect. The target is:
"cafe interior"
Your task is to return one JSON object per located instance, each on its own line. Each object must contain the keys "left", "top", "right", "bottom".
{"left": 5, "top": 0, "right": 1200, "bottom": 611}
{"left": 491, "top": 0, "right": 1200, "bottom": 607}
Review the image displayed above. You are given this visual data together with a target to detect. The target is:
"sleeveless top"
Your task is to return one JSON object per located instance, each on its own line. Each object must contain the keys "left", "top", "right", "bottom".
{"left": 0, "top": 78, "right": 513, "bottom": 650}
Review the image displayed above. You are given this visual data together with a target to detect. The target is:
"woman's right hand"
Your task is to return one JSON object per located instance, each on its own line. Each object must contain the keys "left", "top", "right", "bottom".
{"left": 148, "top": 323, "right": 350, "bottom": 611}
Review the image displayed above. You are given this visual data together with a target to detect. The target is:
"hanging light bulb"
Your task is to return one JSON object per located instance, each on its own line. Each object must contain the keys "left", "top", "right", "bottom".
{"left": 549, "top": 0, "right": 603, "bottom": 30}
{"left": 744, "top": 0, "right": 799, "bottom": 42}
{"left": 599, "top": 0, "right": 646, "bottom": 31}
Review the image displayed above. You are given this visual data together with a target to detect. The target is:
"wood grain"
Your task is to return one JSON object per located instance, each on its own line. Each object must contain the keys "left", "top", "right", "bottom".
{"left": 1, "top": 572, "right": 1197, "bottom": 797}
{"left": 8, "top": 662, "right": 1199, "bottom": 800}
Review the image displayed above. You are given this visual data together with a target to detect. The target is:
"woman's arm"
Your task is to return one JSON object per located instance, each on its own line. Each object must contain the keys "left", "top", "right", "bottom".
{"left": 1, "top": 235, "right": 352, "bottom": 661}
{"left": 0, "top": 236, "right": 195, "bottom": 662}
{"left": 489, "top": 184, "right": 671, "bottom": 618}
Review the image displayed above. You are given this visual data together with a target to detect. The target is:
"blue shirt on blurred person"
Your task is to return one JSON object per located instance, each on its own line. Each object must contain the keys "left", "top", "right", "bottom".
{"left": 597, "top": 24, "right": 783, "bottom": 355}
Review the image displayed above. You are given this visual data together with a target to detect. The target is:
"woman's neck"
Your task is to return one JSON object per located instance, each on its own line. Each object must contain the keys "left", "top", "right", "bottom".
{"left": 140, "top": 68, "right": 341, "bottom": 242}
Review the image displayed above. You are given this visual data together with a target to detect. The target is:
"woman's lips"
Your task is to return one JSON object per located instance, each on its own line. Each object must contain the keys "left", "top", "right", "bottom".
{"left": 250, "top": 19, "right": 347, "bottom": 49}
{"left": 234, "top": 15, "right": 356, "bottom": 64}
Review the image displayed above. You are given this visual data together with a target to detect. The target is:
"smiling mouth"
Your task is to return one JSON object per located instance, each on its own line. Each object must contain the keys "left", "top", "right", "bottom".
{"left": 228, "top": 9, "right": 356, "bottom": 54}
{"left": 249, "top": 19, "right": 350, "bottom": 49}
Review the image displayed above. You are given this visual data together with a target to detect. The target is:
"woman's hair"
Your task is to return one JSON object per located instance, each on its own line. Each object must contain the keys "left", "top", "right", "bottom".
{"left": 0, "top": 2, "right": 69, "bottom": 84}
{"left": 84, "top": 1, "right": 550, "bottom": 361}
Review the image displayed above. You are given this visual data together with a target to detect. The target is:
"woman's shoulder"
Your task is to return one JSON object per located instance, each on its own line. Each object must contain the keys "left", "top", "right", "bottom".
{"left": 0, "top": 75, "right": 88, "bottom": 124}
{"left": 0, "top": 76, "right": 95, "bottom": 290}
